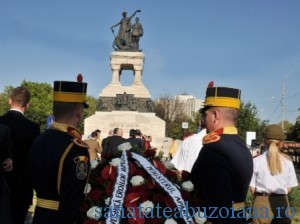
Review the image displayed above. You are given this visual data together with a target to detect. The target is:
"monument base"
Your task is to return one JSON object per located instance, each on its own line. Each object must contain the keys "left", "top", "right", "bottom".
{"left": 84, "top": 110, "right": 165, "bottom": 142}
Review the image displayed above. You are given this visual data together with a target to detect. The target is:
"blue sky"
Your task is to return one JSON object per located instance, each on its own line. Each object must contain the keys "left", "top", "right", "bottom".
{"left": 1, "top": 0, "right": 299, "bottom": 124}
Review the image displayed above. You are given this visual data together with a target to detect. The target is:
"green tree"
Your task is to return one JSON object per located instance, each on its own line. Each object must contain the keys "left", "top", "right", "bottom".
{"left": 0, "top": 86, "right": 13, "bottom": 115}
{"left": 287, "top": 116, "right": 300, "bottom": 141}
{"left": 154, "top": 93, "right": 190, "bottom": 138}
{"left": 237, "top": 101, "right": 268, "bottom": 144}
{"left": 21, "top": 80, "right": 53, "bottom": 131}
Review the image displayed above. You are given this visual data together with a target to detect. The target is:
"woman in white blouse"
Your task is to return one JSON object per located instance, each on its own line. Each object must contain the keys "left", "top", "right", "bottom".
{"left": 249, "top": 124, "right": 298, "bottom": 224}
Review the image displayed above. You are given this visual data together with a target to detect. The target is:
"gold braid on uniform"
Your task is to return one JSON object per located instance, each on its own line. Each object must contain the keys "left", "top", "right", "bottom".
{"left": 57, "top": 142, "right": 74, "bottom": 194}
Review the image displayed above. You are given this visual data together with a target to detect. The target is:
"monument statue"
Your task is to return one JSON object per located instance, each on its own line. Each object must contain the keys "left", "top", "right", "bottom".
{"left": 85, "top": 12, "right": 166, "bottom": 140}
{"left": 111, "top": 9, "right": 143, "bottom": 51}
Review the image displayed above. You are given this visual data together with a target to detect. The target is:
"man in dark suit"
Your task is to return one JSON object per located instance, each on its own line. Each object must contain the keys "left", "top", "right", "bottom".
{"left": 0, "top": 87, "right": 41, "bottom": 224}
{"left": 102, "top": 127, "right": 126, "bottom": 156}
{"left": 30, "top": 76, "right": 90, "bottom": 224}
{"left": 0, "top": 124, "right": 13, "bottom": 224}
{"left": 190, "top": 82, "right": 253, "bottom": 224}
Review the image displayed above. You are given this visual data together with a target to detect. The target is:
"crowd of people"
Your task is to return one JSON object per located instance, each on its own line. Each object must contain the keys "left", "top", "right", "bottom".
{"left": 0, "top": 78, "right": 299, "bottom": 224}
{"left": 281, "top": 141, "right": 300, "bottom": 168}
{"left": 84, "top": 127, "right": 153, "bottom": 167}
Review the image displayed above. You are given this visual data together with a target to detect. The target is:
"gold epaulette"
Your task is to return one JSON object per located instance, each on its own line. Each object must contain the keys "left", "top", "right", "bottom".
{"left": 202, "top": 131, "right": 221, "bottom": 144}
{"left": 51, "top": 123, "right": 88, "bottom": 148}
{"left": 67, "top": 126, "right": 89, "bottom": 148}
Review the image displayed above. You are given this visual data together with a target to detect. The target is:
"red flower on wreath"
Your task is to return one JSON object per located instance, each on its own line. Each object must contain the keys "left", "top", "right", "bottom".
{"left": 101, "top": 164, "right": 117, "bottom": 180}
{"left": 129, "top": 161, "right": 137, "bottom": 176}
{"left": 127, "top": 206, "right": 145, "bottom": 224}
{"left": 79, "top": 202, "right": 89, "bottom": 212}
{"left": 135, "top": 168, "right": 147, "bottom": 177}
{"left": 147, "top": 177, "right": 158, "bottom": 189}
{"left": 87, "top": 189, "right": 103, "bottom": 202}
{"left": 165, "top": 195, "right": 176, "bottom": 209}
{"left": 165, "top": 169, "right": 177, "bottom": 179}
{"left": 95, "top": 176, "right": 106, "bottom": 186}
{"left": 145, "top": 217, "right": 164, "bottom": 224}
{"left": 181, "top": 170, "right": 191, "bottom": 181}
{"left": 82, "top": 219, "right": 99, "bottom": 224}
{"left": 106, "top": 180, "right": 115, "bottom": 196}
{"left": 125, "top": 192, "right": 141, "bottom": 207}
{"left": 143, "top": 149, "right": 156, "bottom": 158}
{"left": 152, "top": 193, "right": 165, "bottom": 204}
{"left": 101, "top": 153, "right": 113, "bottom": 160}
{"left": 152, "top": 160, "right": 167, "bottom": 174}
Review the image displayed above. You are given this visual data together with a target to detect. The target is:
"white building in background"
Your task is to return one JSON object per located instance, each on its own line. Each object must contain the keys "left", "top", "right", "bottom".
{"left": 175, "top": 93, "right": 204, "bottom": 118}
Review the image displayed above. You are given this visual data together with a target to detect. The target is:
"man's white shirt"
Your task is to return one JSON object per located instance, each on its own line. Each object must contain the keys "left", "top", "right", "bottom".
{"left": 171, "top": 129, "right": 207, "bottom": 172}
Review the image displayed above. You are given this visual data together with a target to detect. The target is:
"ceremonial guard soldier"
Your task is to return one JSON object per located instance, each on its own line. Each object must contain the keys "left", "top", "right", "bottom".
{"left": 191, "top": 81, "right": 253, "bottom": 224}
{"left": 30, "top": 75, "right": 90, "bottom": 224}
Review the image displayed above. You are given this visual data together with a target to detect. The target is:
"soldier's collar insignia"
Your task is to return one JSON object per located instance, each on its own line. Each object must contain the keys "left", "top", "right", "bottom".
{"left": 51, "top": 122, "right": 69, "bottom": 132}
{"left": 223, "top": 127, "right": 238, "bottom": 134}
{"left": 212, "top": 127, "right": 238, "bottom": 135}
{"left": 66, "top": 126, "right": 89, "bottom": 148}
{"left": 67, "top": 126, "right": 82, "bottom": 140}
{"left": 202, "top": 127, "right": 238, "bottom": 144}
{"left": 203, "top": 131, "right": 221, "bottom": 144}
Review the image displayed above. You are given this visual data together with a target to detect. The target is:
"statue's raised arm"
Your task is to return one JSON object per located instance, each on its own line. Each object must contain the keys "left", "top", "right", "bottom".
{"left": 129, "top": 9, "right": 141, "bottom": 20}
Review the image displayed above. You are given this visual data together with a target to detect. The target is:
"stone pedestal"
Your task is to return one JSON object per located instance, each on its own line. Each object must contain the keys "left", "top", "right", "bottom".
{"left": 100, "top": 51, "right": 151, "bottom": 98}
{"left": 84, "top": 51, "right": 166, "bottom": 143}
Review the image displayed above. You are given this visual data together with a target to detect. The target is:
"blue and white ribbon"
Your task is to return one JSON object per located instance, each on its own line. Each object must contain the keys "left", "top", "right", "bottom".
{"left": 106, "top": 151, "right": 129, "bottom": 224}
{"left": 131, "top": 152, "right": 195, "bottom": 224}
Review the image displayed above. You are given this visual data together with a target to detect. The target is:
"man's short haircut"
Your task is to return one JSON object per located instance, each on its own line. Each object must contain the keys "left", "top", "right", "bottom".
{"left": 53, "top": 102, "right": 82, "bottom": 120}
{"left": 218, "top": 107, "right": 240, "bottom": 124}
{"left": 129, "top": 129, "right": 136, "bottom": 137}
{"left": 10, "top": 86, "right": 31, "bottom": 107}
{"left": 95, "top": 129, "right": 101, "bottom": 133}
{"left": 113, "top": 128, "right": 119, "bottom": 134}
{"left": 91, "top": 131, "right": 98, "bottom": 138}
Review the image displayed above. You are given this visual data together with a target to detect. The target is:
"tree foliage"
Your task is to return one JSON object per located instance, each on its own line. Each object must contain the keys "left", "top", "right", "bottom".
{"left": 287, "top": 116, "right": 300, "bottom": 141}
{"left": 0, "top": 86, "right": 13, "bottom": 115}
{"left": 154, "top": 94, "right": 202, "bottom": 139}
{"left": 237, "top": 102, "right": 268, "bottom": 143}
{"left": 21, "top": 80, "right": 53, "bottom": 131}
{"left": 154, "top": 93, "right": 186, "bottom": 138}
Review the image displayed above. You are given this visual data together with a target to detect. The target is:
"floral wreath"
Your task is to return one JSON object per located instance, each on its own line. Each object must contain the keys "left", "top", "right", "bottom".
{"left": 80, "top": 142, "right": 206, "bottom": 224}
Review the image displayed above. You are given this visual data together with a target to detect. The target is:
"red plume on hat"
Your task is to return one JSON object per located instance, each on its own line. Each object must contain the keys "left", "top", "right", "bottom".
{"left": 77, "top": 74, "right": 83, "bottom": 83}
{"left": 208, "top": 81, "right": 214, "bottom": 88}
